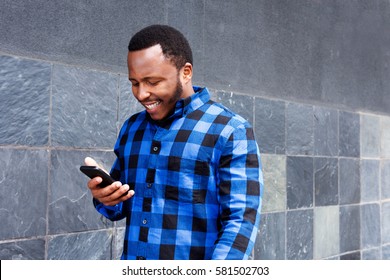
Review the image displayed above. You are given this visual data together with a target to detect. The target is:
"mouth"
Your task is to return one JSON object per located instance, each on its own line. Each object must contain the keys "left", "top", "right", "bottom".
{"left": 143, "top": 101, "right": 161, "bottom": 110}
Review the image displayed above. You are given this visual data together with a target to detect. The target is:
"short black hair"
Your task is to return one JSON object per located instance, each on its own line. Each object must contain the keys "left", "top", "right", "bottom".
{"left": 128, "top": 24, "right": 193, "bottom": 70}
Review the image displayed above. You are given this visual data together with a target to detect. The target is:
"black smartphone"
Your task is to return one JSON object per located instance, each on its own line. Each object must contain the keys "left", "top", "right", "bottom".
{"left": 80, "top": 166, "right": 115, "bottom": 188}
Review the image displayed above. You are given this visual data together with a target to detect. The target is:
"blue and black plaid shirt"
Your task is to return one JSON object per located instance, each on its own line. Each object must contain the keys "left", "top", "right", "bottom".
{"left": 95, "top": 86, "right": 263, "bottom": 259}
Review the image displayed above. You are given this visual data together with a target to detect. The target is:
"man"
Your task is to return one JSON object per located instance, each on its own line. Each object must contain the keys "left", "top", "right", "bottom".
{"left": 85, "top": 24, "right": 263, "bottom": 260}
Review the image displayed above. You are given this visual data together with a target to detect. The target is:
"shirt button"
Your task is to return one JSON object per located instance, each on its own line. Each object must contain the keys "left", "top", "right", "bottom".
{"left": 147, "top": 183, "right": 152, "bottom": 188}
{"left": 153, "top": 146, "right": 159, "bottom": 152}
{"left": 142, "top": 219, "right": 148, "bottom": 225}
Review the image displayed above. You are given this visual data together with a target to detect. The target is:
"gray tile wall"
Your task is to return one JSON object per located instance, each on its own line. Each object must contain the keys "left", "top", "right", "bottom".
{"left": 1, "top": 53, "right": 389, "bottom": 260}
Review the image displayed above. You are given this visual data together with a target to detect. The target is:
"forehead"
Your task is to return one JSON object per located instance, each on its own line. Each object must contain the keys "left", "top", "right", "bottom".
{"left": 127, "top": 45, "right": 175, "bottom": 78}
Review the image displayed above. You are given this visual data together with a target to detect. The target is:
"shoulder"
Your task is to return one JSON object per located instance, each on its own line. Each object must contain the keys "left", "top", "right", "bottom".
{"left": 201, "top": 100, "right": 252, "bottom": 130}
{"left": 117, "top": 111, "right": 148, "bottom": 137}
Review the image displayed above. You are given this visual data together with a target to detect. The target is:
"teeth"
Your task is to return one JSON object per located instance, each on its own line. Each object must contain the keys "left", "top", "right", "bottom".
{"left": 144, "top": 101, "right": 161, "bottom": 110}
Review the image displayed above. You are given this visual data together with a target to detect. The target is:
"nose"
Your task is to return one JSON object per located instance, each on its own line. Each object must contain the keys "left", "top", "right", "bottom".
{"left": 133, "top": 83, "right": 150, "bottom": 102}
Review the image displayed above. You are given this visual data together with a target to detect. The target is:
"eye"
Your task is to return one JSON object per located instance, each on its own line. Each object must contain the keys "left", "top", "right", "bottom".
{"left": 147, "top": 80, "right": 160, "bottom": 86}
{"left": 131, "top": 81, "right": 139, "bottom": 87}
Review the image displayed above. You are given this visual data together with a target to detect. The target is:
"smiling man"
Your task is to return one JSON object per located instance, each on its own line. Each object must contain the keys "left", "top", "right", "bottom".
{"left": 85, "top": 25, "right": 264, "bottom": 260}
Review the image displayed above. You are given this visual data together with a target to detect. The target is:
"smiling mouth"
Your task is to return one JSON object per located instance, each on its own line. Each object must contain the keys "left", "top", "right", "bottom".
{"left": 144, "top": 101, "right": 161, "bottom": 110}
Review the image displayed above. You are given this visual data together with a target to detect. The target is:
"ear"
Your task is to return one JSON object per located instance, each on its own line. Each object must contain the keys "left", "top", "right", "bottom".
{"left": 182, "top": 63, "right": 193, "bottom": 83}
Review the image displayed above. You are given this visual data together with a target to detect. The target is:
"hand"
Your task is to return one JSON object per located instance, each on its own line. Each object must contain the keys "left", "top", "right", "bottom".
{"left": 84, "top": 157, "right": 135, "bottom": 206}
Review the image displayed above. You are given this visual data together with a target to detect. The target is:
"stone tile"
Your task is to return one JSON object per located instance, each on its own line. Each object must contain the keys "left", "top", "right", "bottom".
{"left": 286, "top": 103, "right": 314, "bottom": 156}
{"left": 340, "top": 205, "right": 360, "bottom": 253}
{"left": 314, "top": 206, "right": 339, "bottom": 259}
{"left": 287, "top": 156, "right": 313, "bottom": 209}
{"left": 360, "top": 114, "right": 380, "bottom": 158}
{"left": 0, "top": 149, "right": 48, "bottom": 239}
{"left": 167, "top": 0, "right": 205, "bottom": 83}
{"left": 114, "top": 227, "right": 126, "bottom": 260}
{"left": 361, "top": 203, "right": 381, "bottom": 249}
{"left": 381, "top": 116, "right": 390, "bottom": 157}
{"left": 383, "top": 245, "right": 390, "bottom": 260}
{"left": 51, "top": 65, "right": 118, "bottom": 148}
{"left": 261, "top": 154, "right": 286, "bottom": 212}
{"left": 339, "top": 158, "right": 360, "bottom": 205}
{"left": 360, "top": 160, "right": 380, "bottom": 202}
{"left": 48, "top": 150, "right": 116, "bottom": 234}
{"left": 215, "top": 91, "right": 255, "bottom": 124}
{"left": 254, "top": 98, "right": 285, "bottom": 154}
{"left": 362, "top": 248, "right": 381, "bottom": 260}
{"left": 339, "top": 111, "right": 360, "bottom": 157}
{"left": 314, "top": 157, "right": 338, "bottom": 206}
{"left": 118, "top": 75, "right": 144, "bottom": 129}
{"left": 0, "top": 55, "right": 50, "bottom": 146}
{"left": 254, "top": 212, "right": 285, "bottom": 260}
{"left": 340, "top": 251, "right": 361, "bottom": 260}
{"left": 314, "top": 106, "right": 338, "bottom": 156}
{"left": 47, "top": 230, "right": 113, "bottom": 260}
{"left": 381, "top": 160, "right": 390, "bottom": 200}
{"left": 0, "top": 239, "right": 45, "bottom": 260}
{"left": 382, "top": 202, "right": 390, "bottom": 244}
{"left": 287, "top": 209, "right": 313, "bottom": 260}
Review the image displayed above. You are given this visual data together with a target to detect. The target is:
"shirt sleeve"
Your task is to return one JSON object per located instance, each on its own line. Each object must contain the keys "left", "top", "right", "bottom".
{"left": 212, "top": 124, "right": 263, "bottom": 260}
{"left": 92, "top": 158, "right": 127, "bottom": 221}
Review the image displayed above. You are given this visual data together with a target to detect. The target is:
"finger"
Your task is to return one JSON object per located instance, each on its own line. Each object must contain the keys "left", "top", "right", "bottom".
{"left": 99, "top": 184, "right": 133, "bottom": 206}
{"left": 84, "top": 156, "right": 98, "bottom": 166}
{"left": 87, "top": 176, "right": 103, "bottom": 190}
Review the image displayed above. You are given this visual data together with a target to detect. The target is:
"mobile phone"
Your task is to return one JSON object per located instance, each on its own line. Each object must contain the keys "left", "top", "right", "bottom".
{"left": 80, "top": 166, "right": 115, "bottom": 188}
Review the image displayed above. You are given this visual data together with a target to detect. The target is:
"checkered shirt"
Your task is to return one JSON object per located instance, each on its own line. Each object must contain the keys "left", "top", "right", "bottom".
{"left": 94, "top": 86, "right": 263, "bottom": 260}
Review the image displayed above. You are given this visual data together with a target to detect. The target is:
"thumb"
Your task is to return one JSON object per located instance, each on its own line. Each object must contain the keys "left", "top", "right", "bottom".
{"left": 84, "top": 157, "right": 108, "bottom": 173}
{"left": 84, "top": 157, "right": 98, "bottom": 166}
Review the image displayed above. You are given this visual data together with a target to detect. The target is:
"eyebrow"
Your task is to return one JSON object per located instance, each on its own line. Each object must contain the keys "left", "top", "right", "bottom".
{"left": 128, "top": 76, "right": 163, "bottom": 82}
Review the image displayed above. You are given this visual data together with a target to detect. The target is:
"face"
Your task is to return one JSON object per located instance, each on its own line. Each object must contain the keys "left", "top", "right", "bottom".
{"left": 127, "top": 44, "right": 191, "bottom": 121}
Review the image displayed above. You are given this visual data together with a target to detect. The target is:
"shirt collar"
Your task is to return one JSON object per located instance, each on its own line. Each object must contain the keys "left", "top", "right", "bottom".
{"left": 151, "top": 86, "right": 210, "bottom": 128}
{"left": 182, "top": 86, "right": 210, "bottom": 115}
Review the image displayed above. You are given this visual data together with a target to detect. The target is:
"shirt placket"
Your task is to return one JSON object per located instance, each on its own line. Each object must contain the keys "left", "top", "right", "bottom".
{"left": 137, "top": 128, "right": 164, "bottom": 259}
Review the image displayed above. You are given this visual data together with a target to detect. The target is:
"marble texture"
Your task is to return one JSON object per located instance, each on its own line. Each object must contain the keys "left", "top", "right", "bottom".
{"left": 287, "top": 156, "right": 314, "bottom": 209}
{"left": 114, "top": 227, "right": 126, "bottom": 260}
{"left": 261, "top": 154, "right": 286, "bottom": 212}
{"left": 360, "top": 160, "right": 380, "bottom": 202}
{"left": 383, "top": 245, "right": 390, "bottom": 260}
{"left": 0, "top": 55, "right": 50, "bottom": 146}
{"left": 51, "top": 64, "right": 118, "bottom": 148}
{"left": 254, "top": 98, "right": 286, "bottom": 154}
{"left": 361, "top": 203, "right": 381, "bottom": 249}
{"left": 286, "top": 103, "right": 314, "bottom": 156}
{"left": 0, "top": 239, "right": 45, "bottom": 260}
{"left": 339, "top": 158, "right": 360, "bottom": 205}
{"left": 215, "top": 91, "right": 255, "bottom": 124}
{"left": 314, "top": 206, "right": 339, "bottom": 259}
{"left": 254, "top": 212, "right": 286, "bottom": 260}
{"left": 340, "top": 251, "right": 360, "bottom": 260}
{"left": 0, "top": 149, "right": 48, "bottom": 239}
{"left": 314, "top": 157, "right": 338, "bottom": 206}
{"left": 340, "top": 205, "right": 360, "bottom": 253}
{"left": 47, "top": 230, "right": 113, "bottom": 260}
{"left": 48, "top": 149, "right": 115, "bottom": 234}
{"left": 362, "top": 248, "right": 381, "bottom": 260}
{"left": 286, "top": 209, "right": 313, "bottom": 260}
{"left": 339, "top": 111, "right": 360, "bottom": 157}
{"left": 360, "top": 114, "right": 380, "bottom": 157}
{"left": 382, "top": 202, "right": 390, "bottom": 245}
{"left": 381, "top": 160, "right": 390, "bottom": 200}
{"left": 381, "top": 116, "right": 390, "bottom": 157}
{"left": 314, "top": 106, "right": 338, "bottom": 156}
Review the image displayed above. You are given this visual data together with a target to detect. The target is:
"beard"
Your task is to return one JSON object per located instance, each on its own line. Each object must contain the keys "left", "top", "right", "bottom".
{"left": 168, "top": 75, "right": 184, "bottom": 105}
